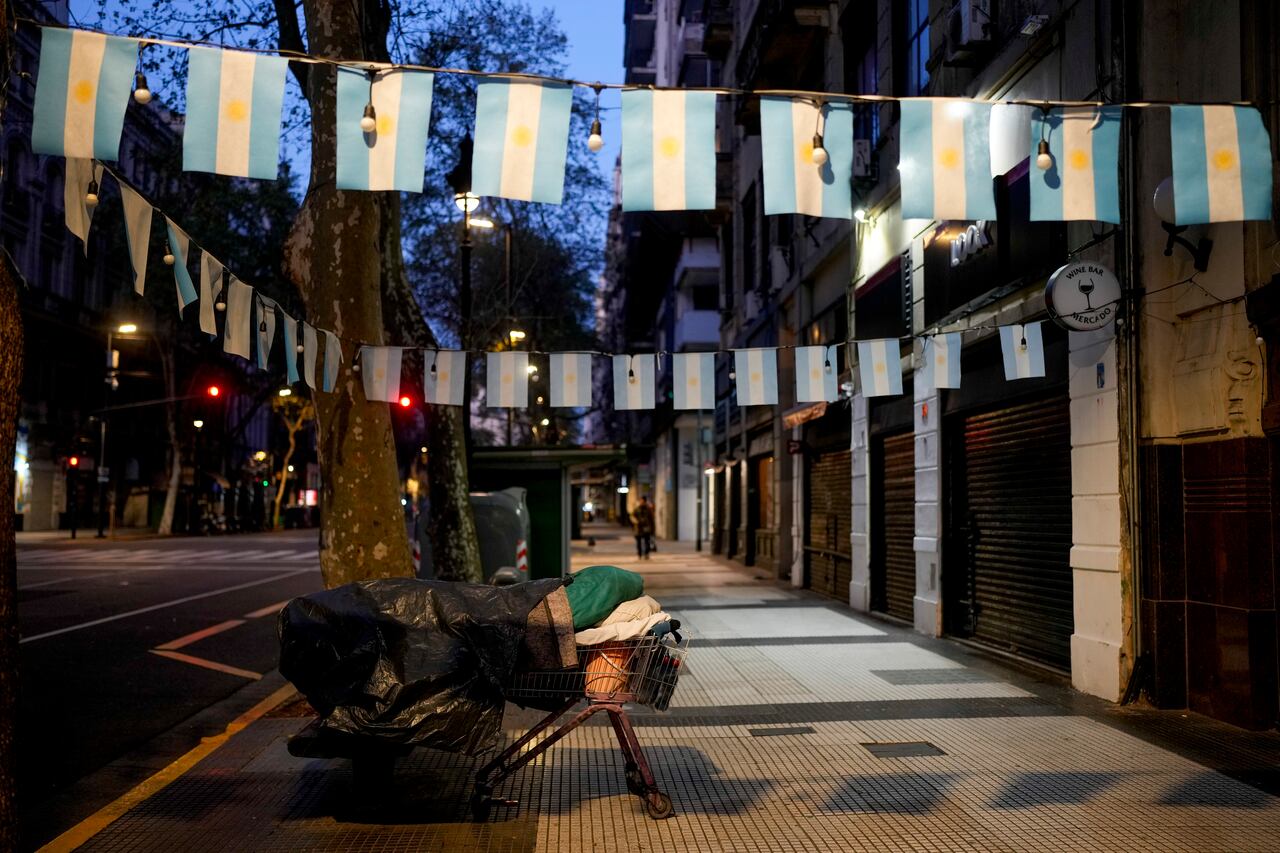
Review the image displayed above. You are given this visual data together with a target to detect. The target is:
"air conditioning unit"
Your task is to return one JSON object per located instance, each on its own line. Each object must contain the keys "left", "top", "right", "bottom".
{"left": 947, "top": 0, "right": 992, "bottom": 62}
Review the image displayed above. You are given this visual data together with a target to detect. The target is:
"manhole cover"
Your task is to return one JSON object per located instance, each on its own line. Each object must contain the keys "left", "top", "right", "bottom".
{"left": 861, "top": 741, "right": 946, "bottom": 758}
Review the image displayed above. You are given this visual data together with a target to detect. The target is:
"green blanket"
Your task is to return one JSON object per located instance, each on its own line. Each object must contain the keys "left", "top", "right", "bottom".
{"left": 564, "top": 565, "right": 644, "bottom": 629}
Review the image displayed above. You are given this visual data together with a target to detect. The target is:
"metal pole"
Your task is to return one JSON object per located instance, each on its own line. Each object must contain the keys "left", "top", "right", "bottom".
{"left": 505, "top": 225, "right": 513, "bottom": 446}
{"left": 460, "top": 209, "right": 473, "bottom": 456}
{"left": 695, "top": 411, "right": 703, "bottom": 551}
{"left": 96, "top": 330, "right": 112, "bottom": 538}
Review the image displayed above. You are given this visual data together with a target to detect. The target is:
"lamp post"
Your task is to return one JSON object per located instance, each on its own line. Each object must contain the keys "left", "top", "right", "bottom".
{"left": 98, "top": 322, "right": 138, "bottom": 538}
{"left": 448, "top": 135, "right": 478, "bottom": 455}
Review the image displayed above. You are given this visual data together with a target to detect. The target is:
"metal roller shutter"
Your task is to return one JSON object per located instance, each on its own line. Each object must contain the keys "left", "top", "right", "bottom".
{"left": 874, "top": 431, "right": 916, "bottom": 622}
{"left": 945, "top": 393, "right": 1073, "bottom": 669}
{"left": 806, "top": 449, "right": 851, "bottom": 600}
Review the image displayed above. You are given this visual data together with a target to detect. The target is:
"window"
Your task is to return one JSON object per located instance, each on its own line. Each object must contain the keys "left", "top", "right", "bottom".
{"left": 691, "top": 284, "right": 718, "bottom": 311}
{"left": 740, "top": 183, "right": 756, "bottom": 295}
{"left": 897, "top": 0, "right": 931, "bottom": 96}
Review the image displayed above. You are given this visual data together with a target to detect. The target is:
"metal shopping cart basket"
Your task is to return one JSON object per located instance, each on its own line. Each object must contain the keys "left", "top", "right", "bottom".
{"left": 471, "top": 631, "right": 690, "bottom": 821}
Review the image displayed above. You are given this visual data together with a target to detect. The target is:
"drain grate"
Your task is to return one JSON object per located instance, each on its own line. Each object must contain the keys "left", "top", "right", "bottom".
{"left": 748, "top": 726, "right": 816, "bottom": 737}
{"left": 861, "top": 741, "right": 946, "bottom": 758}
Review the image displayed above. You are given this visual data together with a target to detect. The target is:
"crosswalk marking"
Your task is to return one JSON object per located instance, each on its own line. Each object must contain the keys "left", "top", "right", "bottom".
{"left": 17, "top": 546, "right": 321, "bottom": 565}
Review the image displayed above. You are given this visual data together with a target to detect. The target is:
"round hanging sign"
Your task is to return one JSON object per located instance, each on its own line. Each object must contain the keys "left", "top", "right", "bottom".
{"left": 1045, "top": 260, "right": 1121, "bottom": 331}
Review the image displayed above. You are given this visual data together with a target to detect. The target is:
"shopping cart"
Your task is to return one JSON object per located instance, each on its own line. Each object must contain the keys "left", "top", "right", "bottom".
{"left": 471, "top": 631, "right": 690, "bottom": 821}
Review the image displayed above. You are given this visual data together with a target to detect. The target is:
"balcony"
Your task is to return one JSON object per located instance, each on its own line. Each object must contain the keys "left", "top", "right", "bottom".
{"left": 674, "top": 309, "right": 720, "bottom": 352}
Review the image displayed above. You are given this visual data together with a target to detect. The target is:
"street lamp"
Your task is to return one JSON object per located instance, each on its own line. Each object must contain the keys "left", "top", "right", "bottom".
{"left": 447, "top": 135, "right": 476, "bottom": 455}
{"left": 193, "top": 419, "right": 204, "bottom": 429}
{"left": 98, "top": 321, "right": 140, "bottom": 538}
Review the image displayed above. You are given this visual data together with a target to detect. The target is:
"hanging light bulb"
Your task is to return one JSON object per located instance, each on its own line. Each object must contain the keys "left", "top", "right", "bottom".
{"left": 215, "top": 299, "right": 226, "bottom": 312}
{"left": 1036, "top": 138, "right": 1053, "bottom": 170}
{"left": 133, "top": 71, "right": 152, "bottom": 105}
{"left": 163, "top": 243, "right": 175, "bottom": 265}
{"left": 728, "top": 370, "right": 737, "bottom": 381}
{"left": 296, "top": 343, "right": 305, "bottom": 353}
{"left": 352, "top": 362, "right": 361, "bottom": 373}
{"left": 627, "top": 367, "right": 637, "bottom": 384}
{"left": 429, "top": 362, "right": 437, "bottom": 375}
{"left": 587, "top": 118, "right": 604, "bottom": 152}
{"left": 360, "top": 102, "right": 377, "bottom": 133}
{"left": 824, "top": 359, "right": 832, "bottom": 374}
{"left": 1020, "top": 335, "right": 1028, "bottom": 351}
{"left": 811, "top": 133, "right": 828, "bottom": 166}
{"left": 85, "top": 179, "right": 99, "bottom": 208}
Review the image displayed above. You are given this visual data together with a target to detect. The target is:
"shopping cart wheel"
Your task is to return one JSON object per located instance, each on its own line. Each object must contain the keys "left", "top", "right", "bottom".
{"left": 471, "top": 784, "right": 493, "bottom": 822}
{"left": 624, "top": 763, "right": 646, "bottom": 796}
{"left": 645, "top": 790, "right": 674, "bottom": 820}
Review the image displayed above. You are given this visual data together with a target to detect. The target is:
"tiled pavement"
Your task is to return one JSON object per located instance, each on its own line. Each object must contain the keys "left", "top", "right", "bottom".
{"left": 73, "top": 525, "right": 1280, "bottom": 852}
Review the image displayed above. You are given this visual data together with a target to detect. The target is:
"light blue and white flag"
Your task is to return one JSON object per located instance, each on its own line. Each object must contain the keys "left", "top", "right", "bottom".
{"left": 322, "top": 330, "right": 342, "bottom": 393}
{"left": 673, "top": 352, "right": 715, "bottom": 410}
{"left": 64, "top": 158, "right": 102, "bottom": 253}
{"left": 899, "top": 99, "right": 996, "bottom": 221}
{"left": 32, "top": 28, "right": 138, "bottom": 160}
{"left": 733, "top": 348, "right": 778, "bottom": 406}
{"left": 999, "top": 322, "right": 1045, "bottom": 380}
{"left": 612, "top": 354, "right": 656, "bottom": 410}
{"left": 184, "top": 47, "right": 288, "bottom": 180}
{"left": 359, "top": 346, "right": 404, "bottom": 403}
{"left": 302, "top": 323, "right": 318, "bottom": 389}
{"left": 795, "top": 345, "right": 839, "bottom": 403}
{"left": 621, "top": 89, "right": 716, "bottom": 211}
{"left": 255, "top": 295, "right": 277, "bottom": 371}
{"left": 279, "top": 311, "right": 299, "bottom": 384}
{"left": 198, "top": 251, "right": 222, "bottom": 337}
{"left": 223, "top": 277, "right": 252, "bottom": 360}
{"left": 119, "top": 183, "right": 152, "bottom": 295}
{"left": 1030, "top": 107, "right": 1121, "bottom": 223}
{"left": 424, "top": 349, "right": 466, "bottom": 406}
{"left": 472, "top": 78, "right": 572, "bottom": 204}
{"left": 550, "top": 352, "right": 592, "bottom": 407}
{"left": 487, "top": 351, "right": 529, "bottom": 408}
{"left": 923, "top": 332, "right": 962, "bottom": 390}
{"left": 857, "top": 339, "right": 903, "bottom": 397}
{"left": 336, "top": 67, "right": 434, "bottom": 192}
{"left": 1169, "top": 105, "right": 1272, "bottom": 223}
{"left": 760, "top": 97, "right": 853, "bottom": 218}
{"left": 163, "top": 217, "right": 198, "bottom": 313}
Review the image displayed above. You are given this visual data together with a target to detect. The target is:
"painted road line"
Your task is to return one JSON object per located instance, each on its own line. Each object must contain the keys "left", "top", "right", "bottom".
{"left": 149, "top": 649, "right": 263, "bottom": 680}
{"left": 244, "top": 599, "right": 290, "bottom": 619}
{"left": 18, "top": 568, "right": 312, "bottom": 644}
{"left": 36, "top": 682, "right": 296, "bottom": 853}
{"left": 18, "top": 570, "right": 125, "bottom": 590}
{"left": 155, "top": 619, "right": 246, "bottom": 651}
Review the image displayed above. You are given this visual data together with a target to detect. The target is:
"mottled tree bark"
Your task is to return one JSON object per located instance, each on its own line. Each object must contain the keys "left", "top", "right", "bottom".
{"left": 155, "top": 347, "right": 180, "bottom": 535}
{"left": 0, "top": 2, "right": 23, "bottom": 844}
{"left": 378, "top": 195, "right": 482, "bottom": 582}
{"left": 280, "top": 0, "right": 411, "bottom": 585}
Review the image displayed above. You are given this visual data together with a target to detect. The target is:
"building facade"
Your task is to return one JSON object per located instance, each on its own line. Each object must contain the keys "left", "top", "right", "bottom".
{"left": 605, "top": 0, "right": 1279, "bottom": 731}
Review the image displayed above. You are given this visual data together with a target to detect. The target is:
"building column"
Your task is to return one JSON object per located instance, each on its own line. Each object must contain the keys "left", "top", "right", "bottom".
{"left": 849, "top": 393, "right": 871, "bottom": 611}
{"left": 912, "top": 371, "right": 943, "bottom": 636}
{"left": 1069, "top": 327, "right": 1125, "bottom": 701}
{"left": 789, "top": 423, "right": 805, "bottom": 587}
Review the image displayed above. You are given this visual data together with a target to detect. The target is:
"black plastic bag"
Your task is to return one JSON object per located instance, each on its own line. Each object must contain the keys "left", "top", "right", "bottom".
{"left": 278, "top": 576, "right": 564, "bottom": 755}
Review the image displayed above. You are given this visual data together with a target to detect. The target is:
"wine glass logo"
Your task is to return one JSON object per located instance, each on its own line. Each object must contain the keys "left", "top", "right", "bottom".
{"left": 1077, "top": 277, "right": 1096, "bottom": 310}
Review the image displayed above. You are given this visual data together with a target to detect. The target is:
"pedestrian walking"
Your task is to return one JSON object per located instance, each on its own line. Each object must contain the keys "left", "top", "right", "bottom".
{"left": 632, "top": 495, "right": 655, "bottom": 559}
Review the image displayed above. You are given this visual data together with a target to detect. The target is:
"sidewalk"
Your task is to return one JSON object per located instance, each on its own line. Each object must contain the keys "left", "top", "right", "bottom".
{"left": 49, "top": 524, "right": 1280, "bottom": 852}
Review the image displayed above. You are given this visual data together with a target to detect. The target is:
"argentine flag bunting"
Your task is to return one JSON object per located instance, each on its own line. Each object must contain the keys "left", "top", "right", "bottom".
{"left": 612, "top": 354, "right": 656, "bottom": 410}
{"left": 472, "top": 78, "right": 572, "bottom": 204}
{"left": 673, "top": 352, "right": 715, "bottom": 410}
{"left": 336, "top": 67, "right": 435, "bottom": 192}
{"left": 1030, "top": 107, "right": 1122, "bottom": 223}
{"left": 899, "top": 99, "right": 996, "bottom": 221}
{"left": 424, "top": 349, "right": 466, "bottom": 406}
{"left": 64, "top": 158, "right": 102, "bottom": 253}
{"left": 923, "top": 332, "right": 962, "bottom": 390}
{"left": 487, "top": 351, "right": 529, "bottom": 408}
{"left": 550, "top": 352, "right": 592, "bottom": 407}
{"left": 163, "top": 217, "right": 198, "bottom": 313}
{"left": 621, "top": 89, "right": 716, "bottom": 211}
{"left": 184, "top": 47, "right": 288, "bottom": 180}
{"left": 255, "top": 295, "right": 278, "bottom": 370}
{"left": 222, "top": 277, "right": 252, "bottom": 360}
{"left": 760, "top": 97, "right": 853, "bottom": 218}
{"left": 302, "top": 323, "right": 319, "bottom": 389}
{"left": 795, "top": 345, "right": 839, "bottom": 403}
{"left": 733, "top": 348, "right": 778, "bottom": 406}
{"left": 322, "top": 330, "right": 342, "bottom": 392}
{"left": 857, "top": 339, "right": 903, "bottom": 397}
{"left": 359, "top": 346, "right": 404, "bottom": 403}
{"left": 280, "top": 311, "right": 300, "bottom": 384}
{"left": 999, "top": 322, "right": 1046, "bottom": 380}
{"left": 32, "top": 28, "right": 137, "bottom": 160}
{"left": 1170, "top": 105, "right": 1272, "bottom": 223}
{"left": 119, "top": 183, "right": 152, "bottom": 296}
{"left": 198, "top": 251, "right": 223, "bottom": 337}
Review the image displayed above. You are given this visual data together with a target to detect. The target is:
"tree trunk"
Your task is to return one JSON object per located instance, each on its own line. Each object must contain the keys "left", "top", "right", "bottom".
{"left": 0, "top": 5, "right": 24, "bottom": 845}
{"left": 156, "top": 349, "right": 180, "bottom": 535}
{"left": 281, "top": 0, "right": 411, "bottom": 586}
{"left": 272, "top": 424, "right": 297, "bottom": 530}
{"left": 377, "top": 194, "right": 483, "bottom": 582}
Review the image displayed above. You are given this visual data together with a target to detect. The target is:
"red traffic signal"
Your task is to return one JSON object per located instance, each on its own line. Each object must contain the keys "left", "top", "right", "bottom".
{"left": 399, "top": 395, "right": 412, "bottom": 408}
{"left": 68, "top": 455, "right": 80, "bottom": 468}
{"left": 206, "top": 385, "right": 221, "bottom": 397}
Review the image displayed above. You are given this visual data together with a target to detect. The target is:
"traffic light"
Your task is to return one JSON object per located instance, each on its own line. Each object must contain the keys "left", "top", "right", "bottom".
{"left": 398, "top": 395, "right": 412, "bottom": 408}
{"left": 68, "top": 455, "right": 79, "bottom": 468}
{"left": 206, "top": 384, "right": 221, "bottom": 397}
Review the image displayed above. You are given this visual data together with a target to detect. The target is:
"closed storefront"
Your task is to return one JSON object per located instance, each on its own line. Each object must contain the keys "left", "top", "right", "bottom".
{"left": 806, "top": 448, "right": 851, "bottom": 600}
{"left": 872, "top": 430, "right": 916, "bottom": 622}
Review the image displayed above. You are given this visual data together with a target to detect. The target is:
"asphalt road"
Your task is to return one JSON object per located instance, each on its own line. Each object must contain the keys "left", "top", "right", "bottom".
{"left": 16, "top": 530, "right": 324, "bottom": 843}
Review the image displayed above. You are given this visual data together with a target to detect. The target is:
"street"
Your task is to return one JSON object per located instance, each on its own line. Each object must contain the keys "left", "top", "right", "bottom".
{"left": 16, "top": 531, "right": 323, "bottom": 845}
